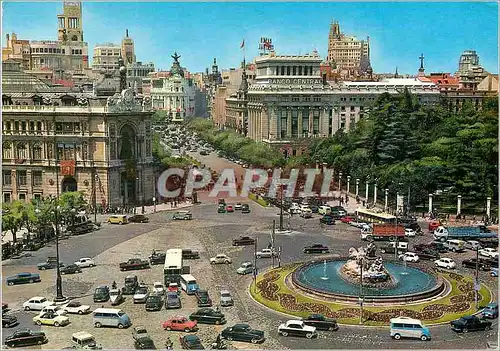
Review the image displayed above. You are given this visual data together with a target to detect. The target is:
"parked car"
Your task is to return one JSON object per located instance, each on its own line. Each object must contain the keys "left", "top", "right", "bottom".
{"left": 412, "top": 247, "right": 440, "bottom": 260}
{"left": 162, "top": 317, "right": 198, "bottom": 332}
{"left": 479, "top": 248, "right": 499, "bottom": 259}
{"left": 220, "top": 289, "right": 234, "bottom": 307}
{"left": 61, "top": 264, "right": 82, "bottom": 275}
{"left": 23, "top": 296, "right": 54, "bottom": 311}
{"left": 210, "top": 254, "right": 232, "bottom": 264}
{"left": 189, "top": 308, "right": 226, "bottom": 325}
{"left": 462, "top": 258, "right": 491, "bottom": 271}
{"left": 122, "top": 275, "right": 139, "bottom": 295}
{"left": 303, "top": 244, "right": 330, "bottom": 254}
{"left": 153, "top": 282, "right": 165, "bottom": 295}
{"left": 182, "top": 249, "right": 200, "bottom": 259}
{"left": 132, "top": 327, "right": 149, "bottom": 341}
{"left": 302, "top": 314, "right": 339, "bottom": 331}
{"left": 6, "top": 272, "right": 41, "bottom": 286}
{"left": 241, "top": 204, "right": 251, "bottom": 213}
{"left": 237, "top": 262, "right": 254, "bottom": 275}
{"left": 465, "top": 240, "right": 482, "bottom": 250}
{"left": 173, "top": 211, "right": 193, "bottom": 220}
{"left": 320, "top": 215, "right": 335, "bottom": 225}
{"left": 167, "top": 283, "right": 181, "bottom": 295}
{"left": 398, "top": 252, "right": 420, "bottom": 263}
{"left": 2, "top": 314, "right": 18, "bottom": 328}
{"left": 4, "top": 329, "right": 48, "bottom": 348}
{"left": 149, "top": 251, "right": 166, "bottom": 265}
{"left": 33, "top": 312, "right": 70, "bottom": 327}
{"left": 434, "top": 258, "right": 456, "bottom": 269}
{"left": 71, "top": 331, "right": 102, "bottom": 350}
{"left": 134, "top": 336, "right": 156, "bottom": 349}
{"left": 340, "top": 216, "right": 354, "bottom": 224}
{"left": 226, "top": 205, "right": 234, "bottom": 212}
{"left": 450, "top": 315, "right": 492, "bottom": 333}
{"left": 63, "top": 301, "right": 91, "bottom": 314}
{"left": 217, "top": 205, "right": 226, "bottom": 213}
{"left": 40, "top": 305, "right": 68, "bottom": 316}
{"left": 109, "top": 289, "right": 124, "bottom": 306}
{"left": 180, "top": 335, "right": 204, "bottom": 349}
{"left": 491, "top": 268, "right": 498, "bottom": 277}
{"left": 278, "top": 320, "right": 317, "bottom": 338}
{"left": 119, "top": 258, "right": 150, "bottom": 271}
{"left": 405, "top": 228, "right": 416, "bottom": 237}
{"left": 195, "top": 290, "right": 212, "bottom": 307}
{"left": 129, "top": 215, "right": 149, "bottom": 223}
{"left": 482, "top": 303, "right": 499, "bottom": 319}
{"left": 133, "top": 285, "right": 150, "bottom": 304}
{"left": 74, "top": 257, "right": 96, "bottom": 268}
{"left": 93, "top": 286, "right": 110, "bottom": 303}
{"left": 234, "top": 203, "right": 242, "bottom": 210}
{"left": 232, "top": 236, "right": 255, "bottom": 246}
{"left": 165, "top": 292, "right": 182, "bottom": 309}
{"left": 256, "top": 248, "right": 277, "bottom": 259}
{"left": 37, "top": 259, "right": 64, "bottom": 270}
{"left": 221, "top": 323, "right": 265, "bottom": 344}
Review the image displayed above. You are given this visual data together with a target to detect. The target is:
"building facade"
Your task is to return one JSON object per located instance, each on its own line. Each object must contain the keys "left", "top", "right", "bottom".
{"left": 1, "top": 60, "right": 155, "bottom": 208}
{"left": 455, "top": 50, "right": 489, "bottom": 90}
{"left": 121, "top": 29, "right": 136, "bottom": 66}
{"left": 246, "top": 52, "right": 440, "bottom": 156}
{"left": 2, "top": 33, "right": 31, "bottom": 70}
{"left": 92, "top": 43, "right": 122, "bottom": 72}
{"left": 327, "top": 21, "right": 371, "bottom": 78}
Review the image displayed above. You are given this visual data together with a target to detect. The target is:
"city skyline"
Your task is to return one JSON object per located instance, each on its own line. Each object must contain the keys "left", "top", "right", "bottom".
{"left": 2, "top": 1, "right": 498, "bottom": 74}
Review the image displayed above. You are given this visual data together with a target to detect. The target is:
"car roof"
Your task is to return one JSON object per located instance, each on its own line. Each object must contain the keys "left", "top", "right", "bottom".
{"left": 72, "top": 331, "right": 94, "bottom": 339}
{"left": 29, "top": 296, "right": 46, "bottom": 300}
{"left": 286, "top": 319, "right": 303, "bottom": 324}
{"left": 232, "top": 323, "right": 250, "bottom": 328}
{"left": 220, "top": 289, "right": 231, "bottom": 294}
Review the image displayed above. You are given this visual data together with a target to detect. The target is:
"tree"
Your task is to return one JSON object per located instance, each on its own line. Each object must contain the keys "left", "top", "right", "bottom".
{"left": 2, "top": 201, "right": 25, "bottom": 243}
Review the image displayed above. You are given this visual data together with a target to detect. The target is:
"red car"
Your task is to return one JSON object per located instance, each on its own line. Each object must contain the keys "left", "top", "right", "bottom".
{"left": 341, "top": 216, "right": 354, "bottom": 223}
{"left": 226, "top": 205, "right": 234, "bottom": 212}
{"left": 428, "top": 220, "right": 441, "bottom": 232}
{"left": 167, "top": 283, "right": 181, "bottom": 295}
{"left": 162, "top": 316, "right": 198, "bottom": 332}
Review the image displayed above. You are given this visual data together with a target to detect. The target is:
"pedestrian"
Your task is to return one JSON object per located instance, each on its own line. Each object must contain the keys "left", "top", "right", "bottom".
{"left": 362, "top": 200, "right": 365, "bottom": 207}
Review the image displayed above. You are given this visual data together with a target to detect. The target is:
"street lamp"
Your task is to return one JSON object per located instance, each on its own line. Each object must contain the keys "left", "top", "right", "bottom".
{"left": 338, "top": 172, "right": 343, "bottom": 192}
{"left": 347, "top": 176, "right": 351, "bottom": 194}
{"left": 384, "top": 189, "right": 389, "bottom": 212}
{"left": 153, "top": 197, "right": 157, "bottom": 213}
{"left": 355, "top": 178, "right": 360, "bottom": 197}
{"left": 52, "top": 202, "right": 65, "bottom": 302}
{"left": 359, "top": 257, "right": 364, "bottom": 325}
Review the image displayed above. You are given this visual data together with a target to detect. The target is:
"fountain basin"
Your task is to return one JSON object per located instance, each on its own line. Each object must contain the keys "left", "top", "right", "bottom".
{"left": 292, "top": 258, "right": 446, "bottom": 303}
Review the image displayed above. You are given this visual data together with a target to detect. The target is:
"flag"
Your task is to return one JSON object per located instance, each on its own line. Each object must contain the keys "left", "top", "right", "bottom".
{"left": 240, "top": 39, "right": 245, "bottom": 49}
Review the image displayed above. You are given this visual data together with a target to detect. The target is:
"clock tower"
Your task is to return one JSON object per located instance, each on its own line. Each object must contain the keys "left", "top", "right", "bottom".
{"left": 57, "top": 1, "right": 83, "bottom": 42}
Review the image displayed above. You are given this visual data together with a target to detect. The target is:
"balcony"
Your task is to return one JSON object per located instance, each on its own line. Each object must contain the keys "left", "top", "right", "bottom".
{"left": 2, "top": 105, "right": 106, "bottom": 113}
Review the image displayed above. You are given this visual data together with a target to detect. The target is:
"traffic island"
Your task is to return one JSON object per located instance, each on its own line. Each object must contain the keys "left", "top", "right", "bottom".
{"left": 249, "top": 263, "right": 492, "bottom": 326}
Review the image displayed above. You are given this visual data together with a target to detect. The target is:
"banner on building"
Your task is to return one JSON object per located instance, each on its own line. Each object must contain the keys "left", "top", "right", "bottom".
{"left": 60, "top": 160, "right": 75, "bottom": 176}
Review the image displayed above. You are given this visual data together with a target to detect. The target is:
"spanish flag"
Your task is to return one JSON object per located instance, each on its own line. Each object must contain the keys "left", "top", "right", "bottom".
{"left": 240, "top": 39, "right": 245, "bottom": 49}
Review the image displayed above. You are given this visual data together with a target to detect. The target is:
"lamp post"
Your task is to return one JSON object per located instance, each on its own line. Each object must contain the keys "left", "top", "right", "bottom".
{"left": 338, "top": 172, "right": 343, "bottom": 192}
{"left": 359, "top": 258, "right": 364, "bottom": 325}
{"left": 153, "top": 197, "right": 157, "bottom": 213}
{"left": 373, "top": 182, "right": 378, "bottom": 205}
{"left": 365, "top": 179, "right": 369, "bottom": 204}
{"left": 355, "top": 178, "right": 360, "bottom": 197}
{"left": 384, "top": 189, "right": 389, "bottom": 212}
{"left": 279, "top": 183, "right": 284, "bottom": 232}
{"left": 52, "top": 202, "right": 65, "bottom": 302}
{"left": 347, "top": 176, "right": 351, "bottom": 194}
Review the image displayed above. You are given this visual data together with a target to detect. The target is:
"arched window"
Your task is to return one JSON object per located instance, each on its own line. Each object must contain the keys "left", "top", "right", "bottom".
{"left": 16, "top": 142, "right": 27, "bottom": 159}
{"left": 119, "top": 124, "right": 136, "bottom": 159}
{"left": 32, "top": 143, "right": 43, "bottom": 160}
{"left": 2, "top": 142, "right": 12, "bottom": 159}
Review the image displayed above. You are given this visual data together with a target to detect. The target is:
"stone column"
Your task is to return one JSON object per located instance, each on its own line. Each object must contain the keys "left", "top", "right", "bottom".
{"left": 347, "top": 176, "right": 351, "bottom": 194}
{"left": 365, "top": 181, "right": 369, "bottom": 202}
{"left": 486, "top": 197, "right": 492, "bottom": 218}
{"left": 457, "top": 195, "right": 462, "bottom": 216}
{"left": 384, "top": 189, "right": 389, "bottom": 212}
{"left": 297, "top": 107, "right": 303, "bottom": 137}
{"left": 373, "top": 183, "right": 378, "bottom": 204}
{"left": 428, "top": 194, "right": 433, "bottom": 214}
{"left": 355, "top": 178, "right": 359, "bottom": 196}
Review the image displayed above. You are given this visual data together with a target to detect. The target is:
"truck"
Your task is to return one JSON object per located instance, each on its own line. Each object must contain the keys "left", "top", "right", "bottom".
{"left": 119, "top": 258, "right": 150, "bottom": 271}
{"left": 361, "top": 224, "right": 406, "bottom": 241}
{"left": 433, "top": 226, "right": 497, "bottom": 241}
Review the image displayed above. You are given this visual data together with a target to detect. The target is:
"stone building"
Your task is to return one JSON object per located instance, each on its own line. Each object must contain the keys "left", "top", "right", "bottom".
{"left": 1, "top": 59, "right": 155, "bottom": 208}
{"left": 327, "top": 20, "right": 371, "bottom": 78}
{"left": 92, "top": 43, "right": 122, "bottom": 72}
{"left": 2, "top": 33, "right": 31, "bottom": 70}
{"left": 246, "top": 51, "right": 440, "bottom": 157}
{"left": 455, "top": 50, "right": 489, "bottom": 90}
{"left": 204, "top": 58, "right": 223, "bottom": 119}
{"left": 224, "top": 61, "right": 250, "bottom": 134}
{"left": 149, "top": 53, "right": 196, "bottom": 122}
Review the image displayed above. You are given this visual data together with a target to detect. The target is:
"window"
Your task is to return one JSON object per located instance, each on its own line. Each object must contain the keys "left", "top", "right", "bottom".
{"left": 291, "top": 110, "right": 298, "bottom": 138}
{"left": 350, "top": 106, "right": 355, "bottom": 112}
{"left": 34, "top": 194, "right": 41, "bottom": 201}
{"left": 314, "top": 97, "right": 321, "bottom": 102}
{"left": 281, "top": 66, "right": 285, "bottom": 75}
{"left": 302, "top": 108, "right": 309, "bottom": 137}
{"left": 292, "top": 97, "right": 299, "bottom": 102}
{"left": 5, "top": 121, "right": 11, "bottom": 131}
{"left": 16, "top": 143, "right": 27, "bottom": 159}
{"left": 313, "top": 110, "right": 320, "bottom": 134}
{"left": 3, "top": 142, "right": 12, "bottom": 159}
{"left": 287, "top": 66, "right": 290, "bottom": 75}
{"left": 3, "top": 171, "right": 12, "bottom": 186}
{"left": 32, "top": 144, "right": 42, "bottom": 160}
{"left": 19, "top": 193, "right": 26, "bottom": 201}
{"left": 292, "top": 66, "right": 297, "bottom": 75}
{"left": 14, "top": 121, "right": 19, "bottom": 131}
{"left": 33, "top": 171, "right": 43, "bottom": 187}
{"left": 56, "top": 122, "right": 63, "bottom": 133}
{"left": 280, "top": 110, "right": 287, "bottom": 139}
{"left": 299, "top": 66, "right": 302, "bottom": 75}
{"left": 58, "top": 17, "right": 64, "bottom": 28}
{"left": 3, "top": 193, "right": 11, "bottom": 203}
{"left": 17, "top": 171, "right": 27, "bottom": 187}
{"left": 29, "top": 121, "right": 35, "bottom": 131}
{"left": 37, "top": 121, "right": 42, "bottom": 131}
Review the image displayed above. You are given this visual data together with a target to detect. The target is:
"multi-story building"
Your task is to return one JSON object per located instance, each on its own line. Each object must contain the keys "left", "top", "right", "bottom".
{"left": 126, "top": 61, "right": 155, "bottom": 93}
{"left": 1, "top": 59, "right": 155, "bottom": 207}
{"left": 149, "top": 53, "right": 196, "bottom": 122}
{"left": 121, "top": 29, "right": 136, "bottom": 66}
{"left": 246, "top": 51, "right": 440, "bottom": 157}
{"left": 327, "top": 20, "right": 371, "bottom": 78}
{"left": 455, "top": 50, "right": 489, "bottom": 90}
{"left": 204, "top": 58, "right": 223, "bottom": 119}
{"left": 225, "top": 64, "right": 249, "bottom": 134}
{"left": 2, "top": 33, "right": 31, "bottom": 70}
{"left": 92, "top": 43, "right": 122, "bottom": 72}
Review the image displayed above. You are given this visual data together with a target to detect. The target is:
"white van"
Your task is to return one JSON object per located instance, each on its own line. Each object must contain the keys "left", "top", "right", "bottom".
{"left": 318, "top": 206, "right": 331, "bottom": 215}
{"left": 444, "top": 239, "right": 465, "bottom": 253}
{"left": 390, "top": 317, "right": 431, "bottom": 341}
{"left": 93, "top": 308, "right": 131, "bottom": 329}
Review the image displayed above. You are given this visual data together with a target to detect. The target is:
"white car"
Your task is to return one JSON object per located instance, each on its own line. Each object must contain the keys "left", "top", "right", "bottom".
{"left": 300, "top": 205, "right": 311, "bottom": 212}
{"left": 318, "top": 206, "right": 331, "bottom": 215}
{"left": 23, "top": 296, "right": 54, "bottom": 311}
{"left": 133, "top": 285, "right": 150, "bottom": 304}
{"left": 465, "top": 240, "right": 482, "bottom": 250}
{"left": 434, "top": 258, "right": 456, "bottom": 269}
{"left": 351, "top": 221, "right": 369, "bottom": 229}
{"left": 405, "top": 228, "right": 416, "bottom": 237}
{"left": 399, "top": 252, "right": 419, "bottom": 263}
{"left": 62, "top": 301, "right": 91, "bottom": 314}
{"left": 33, "top": 313, "right": 70, "bottom": 327}
{"left": 256, "top": 248, "right": 277, "bottom": 259}
{"left": 210, "top": 254, "right": 232, "bottom": 264}
{"left": 74, "top": 257, "right": 95, "bottom": 268}
{"left": 153, "top": 282, "right": 165, "bottom": 295}
{"left": 40, "top": 305, "right": 68, "bottom": 316}
{"left": 234, "top": 203, "right": 242, "bottom": 210}
{"left": 109, "top": 289, "right": 124, "bottom": 305}
{"left": 278, "top": 320, "right": 317, "bottom": 339}
{"left": 479, "top": 248, "right": 499, "bottom": 259}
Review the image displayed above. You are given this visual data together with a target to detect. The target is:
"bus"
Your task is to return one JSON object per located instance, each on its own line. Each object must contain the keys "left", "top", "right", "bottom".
{"left": 355, "top": 208, "right": 397, "bottom": 224}
{"left": 163, "top": 249, "right": 183, "bottom": 285}
{"left": 179, "top": 274, "right": 199, "bottom": 295}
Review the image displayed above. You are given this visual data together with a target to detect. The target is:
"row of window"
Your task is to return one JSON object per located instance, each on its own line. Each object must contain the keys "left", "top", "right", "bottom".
{"left": 275, "top": 66, "right": 315, "bottom": 76}
{"left": 3, "top": 142, "right": 41, "bottom": 160}
{"left": 2, "top": 142, "right": 88, "bottom": 161}
{"left": 3, "top": 170, "right": 42, "bottom": 187}
{"left": 3, "top": 121, "right": 81, "bottom": 133}
{"left": 32, "top": 47, "right": 65, "bottom": 54}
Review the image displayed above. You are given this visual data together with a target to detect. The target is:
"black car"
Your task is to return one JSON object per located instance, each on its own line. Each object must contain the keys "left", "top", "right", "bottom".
{"left": 462, "top": 258, "right": 492, "bottom": 271}
{"left": 404, "top": 221, "right": 422, "bottom": 233}
{"left": 302, "top": 314, "right": 339, "bottom": 331}
{"left": 241, "top": 204, "right": 251, "bottom": 213}
{"left": 5, "top": 272, "right": 41, "bottom": 286}
{"left": 5, "top": 329, "right": 47, "bottom": 347}
{"left": 451, "top": 315, "right": 492, "bottom": 333}
{"left": 129, "top": 215, "right": 150, "bottom": 223}
{"left": 189, "top": 308, "right": 226, "bottom": 325}
{"left": 180, "top": 335, "right": 204, "bottom": 349}
{"left": 149, "top": 251, "right": 166, "bottom": 265}
{"left": 182, "top": 249, "right": 200, "bottom": 259}
{"left": 93, "top": 285, "right": 110, "bottom": 303}
{"left": 487, "top": 257, "right": 499, "bottom": 268}
{"left": 60, "top": 264, "right": 82, "bottom": 275}
{"left": 232, "top": 236, "right": 255, "bottom": 246}
{"left": 303, "top": 244, "right": 330, "bottom": 254}
{"left": 220, "top": 324, "right": 265, "bottom": 344}
{"left": 145, "top": 294, "right": 163, "bottom": 311}
{"left": 413, "top": 249, "right": 440, "bottom": 261}
{"left": 195, "top": 290, "right": 212, "bottom": 307}
{"left": 134, "top": 336, "right": 156, "bottom": 350}
{"left": 2, "top": 314, "right": 18, "bottom": 328}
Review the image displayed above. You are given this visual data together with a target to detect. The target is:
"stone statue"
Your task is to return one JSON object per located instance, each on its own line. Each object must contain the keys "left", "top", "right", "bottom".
{"left": 42, "top": 96, "right": 52, "bottom": 105}
{"left": 77, "top": 97, "right": 88, "bottom": 106}
{"left": 171, "top": 52, "right": 181, "bottom": 63}
{"left": 366, "top": 242, "right": 376, "bottom": 258}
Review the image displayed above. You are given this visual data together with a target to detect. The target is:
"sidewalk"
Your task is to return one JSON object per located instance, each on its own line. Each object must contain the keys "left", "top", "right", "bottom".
{"left": 92, "top": 201, "right": 194, "bottom": 222}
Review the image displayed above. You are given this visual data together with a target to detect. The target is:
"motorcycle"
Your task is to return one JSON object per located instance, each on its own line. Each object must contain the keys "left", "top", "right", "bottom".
{"left": 165, "top": 337, "right": 173, "bottom": 350}
{"left": 210, "top": 338, "right": 227, "bottom": 350}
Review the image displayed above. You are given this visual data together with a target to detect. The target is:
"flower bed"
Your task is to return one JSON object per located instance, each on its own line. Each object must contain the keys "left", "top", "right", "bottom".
{"left": 250, "top": 264, "right": 492, "bottom": 325}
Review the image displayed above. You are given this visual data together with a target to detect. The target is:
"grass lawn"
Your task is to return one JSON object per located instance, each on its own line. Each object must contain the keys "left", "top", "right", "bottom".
{"left": 250, "top": 264, "right": 492, "bottom": 326}
{"left": 248, "top": 193, "right": 270, "bottom": 207}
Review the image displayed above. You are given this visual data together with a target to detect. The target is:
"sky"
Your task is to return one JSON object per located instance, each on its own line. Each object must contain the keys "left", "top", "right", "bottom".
{"left": 2, "top": 1, "right": 498, "bottom": 75}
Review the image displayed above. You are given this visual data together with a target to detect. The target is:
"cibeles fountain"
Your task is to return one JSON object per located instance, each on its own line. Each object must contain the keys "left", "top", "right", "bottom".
{"left": 291, "top": 242, "right": 446, "bottom": 303}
